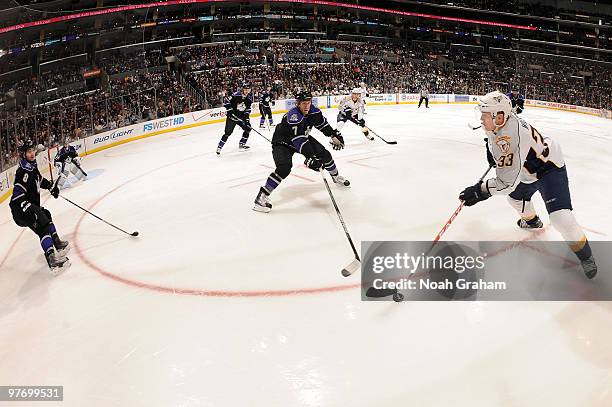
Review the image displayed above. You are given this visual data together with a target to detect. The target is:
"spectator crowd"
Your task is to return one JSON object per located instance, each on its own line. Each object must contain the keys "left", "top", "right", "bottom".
{"left": 1, "top": 39, "right": 611, "bottom": 172}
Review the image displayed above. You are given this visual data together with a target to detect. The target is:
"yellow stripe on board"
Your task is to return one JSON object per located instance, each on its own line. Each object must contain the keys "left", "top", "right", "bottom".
{"left": 0, "top": 188, "right": 11, "bottom": 204}
{"left": 526, "top": 104, "right": 604, "bottom": 117}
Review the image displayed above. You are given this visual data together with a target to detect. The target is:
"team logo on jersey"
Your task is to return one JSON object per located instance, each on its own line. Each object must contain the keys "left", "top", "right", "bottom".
{"left": 290, "top": 113, "right": 299, "bottom": 122}
{"left": 495, "top": 135, "right": 512, "bottom": 154}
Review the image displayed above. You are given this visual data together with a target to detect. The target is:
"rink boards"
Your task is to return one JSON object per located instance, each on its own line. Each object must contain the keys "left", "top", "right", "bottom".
{"left": 0, "top": 92, "right": 610, "bottom": 204}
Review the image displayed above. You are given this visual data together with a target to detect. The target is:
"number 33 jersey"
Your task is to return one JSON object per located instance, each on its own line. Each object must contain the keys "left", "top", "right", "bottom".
{"left": 484, "top": 113, "right": 565, "bottom": 195}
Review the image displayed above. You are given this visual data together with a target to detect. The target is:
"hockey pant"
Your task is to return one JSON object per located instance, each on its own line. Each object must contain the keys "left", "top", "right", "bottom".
{"left": 336, "top": 111, "right": 362, "bottom": 132}
{"left": 259, "top": 106, "right": 273, "bottom": 126}
{"left": 12, "top": 205, "right": 59, "bottom": 255}
{"left": 219, "top": 117, "right": 251, "bottom": 149}
{"left": 508, "top": 166, "right": 592, "bottom": 261}
{"left": 262, "top": 139, "right": 339, "bottom": 195}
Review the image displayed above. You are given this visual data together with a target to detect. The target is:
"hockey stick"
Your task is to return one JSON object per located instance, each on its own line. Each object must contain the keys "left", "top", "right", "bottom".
{"left": 368, "top": 128, "right": 398, "bottom": 145}
{"left": 467, "top": 123, "right": 482, "bottom": 130}
{"left": 346, "top": 115, "right": 397, "bottom": 145}
{"left": 60, "top": 195, "right": 139, "bottom": 237}
{"left": 319, "top": 170, "right": 361, "bottom": 277}
{"left": 250, "top": 126, "right": 271, "bottom": 143}
{"left": 73, "top": 161, "right": 88, "bottom": 177}
{"left": 432, "top": 164, "right": 494, "bottom": 243}
{"left": 383, "top": 165, "right": 492, "bottom": 303}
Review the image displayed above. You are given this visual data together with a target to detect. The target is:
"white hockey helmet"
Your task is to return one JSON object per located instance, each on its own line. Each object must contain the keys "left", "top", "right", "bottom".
{"left": 351, "top": 88, "right": 361, "bottom": 95}
{"left": 477, "top": 91, "right": 513, "bottom": 126}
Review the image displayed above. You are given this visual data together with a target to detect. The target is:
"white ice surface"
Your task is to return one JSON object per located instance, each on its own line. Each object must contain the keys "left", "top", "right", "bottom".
{"left": 1, "top": 104, "right": 612, "bottom": 406}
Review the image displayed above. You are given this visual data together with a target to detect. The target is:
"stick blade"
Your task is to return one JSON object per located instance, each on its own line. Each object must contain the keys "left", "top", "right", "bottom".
{"left": 341, "top": 259, "right": 361, "bottom": 277}
{"left": 365, "top": 287, "right": 398, "bottom": 298}
{"left": 387, "top": 141, "right": 398, "bottom": 145}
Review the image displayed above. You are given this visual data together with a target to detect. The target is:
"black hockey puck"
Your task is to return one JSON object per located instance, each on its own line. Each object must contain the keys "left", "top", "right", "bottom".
{"left": 393, "top": 292, "right": 404, "bottom": 302}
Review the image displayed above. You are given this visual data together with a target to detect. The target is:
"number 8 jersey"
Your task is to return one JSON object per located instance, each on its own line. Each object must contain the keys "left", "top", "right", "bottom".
{"left": 484, "top": 113, "right": 565, "bottom": 195}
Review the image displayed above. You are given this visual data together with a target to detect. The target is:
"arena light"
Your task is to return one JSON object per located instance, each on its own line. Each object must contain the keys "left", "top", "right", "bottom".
{"left": 0, "top": 0, "right": 538, "bottom": 35}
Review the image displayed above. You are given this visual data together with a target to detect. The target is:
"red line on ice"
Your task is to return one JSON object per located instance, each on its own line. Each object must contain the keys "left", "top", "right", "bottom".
{"left": 73, "top": 157, "right": 360, "bottom": 297}
{"left": 0, "top": 195, "right": 52, "bottom": 269}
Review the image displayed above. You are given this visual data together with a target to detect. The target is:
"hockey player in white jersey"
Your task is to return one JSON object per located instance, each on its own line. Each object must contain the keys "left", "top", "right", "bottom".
{"left": 459, "top": 91, "right": 597, "bottom": 279}
{"left": 54, "top": 140, "right": 87, "bottom": 189}
{"left": 336, "top": 89, "right": 373, "bottom": 141}
{"left": 358, "top": 81, "right": 369, "bottom": 101}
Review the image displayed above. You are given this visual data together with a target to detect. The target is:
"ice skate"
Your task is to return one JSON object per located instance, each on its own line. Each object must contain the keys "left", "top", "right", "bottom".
{"left": 517, "top": 216, "right": 543, "bottom": 229}
{"left": 332, "top": 174, "right": 350, "bottom": 187}
{"left": 53, "top": 235, "right": 70, "bottom": 257}
{"left": 253, "top": 187, "right": 272, "bottom": 213}
{"left": 362, "top": 127, "right": 374, "bottom": 141}
{"left": 581, "top": 256, "right": 597, "bottom": 279}
{"left": 45, "top": 250, "right": 71, "bottom": 276}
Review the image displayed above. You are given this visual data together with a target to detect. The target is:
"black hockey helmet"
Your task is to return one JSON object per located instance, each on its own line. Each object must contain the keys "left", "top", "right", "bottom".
{"left": 18, "top": 139, "right": 36, "bottom": 157}
{"left": 241, "top": 81, "right": 251, "bottom": 89}
{"left": 295, "top": 91, "right": 312, "bottom": 103}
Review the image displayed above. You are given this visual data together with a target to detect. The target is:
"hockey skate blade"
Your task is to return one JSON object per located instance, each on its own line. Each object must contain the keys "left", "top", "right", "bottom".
{"left": 341, "top": 259, "right": 360, "bottom": 277}
{"left": 252, "top": 204, "right": 271, "bottom": 213}
{"left": 50, "top": 259, "right": 71, "bottom": 277}
{"left": 56, "top": 243, "right": 71, "bottom": 258}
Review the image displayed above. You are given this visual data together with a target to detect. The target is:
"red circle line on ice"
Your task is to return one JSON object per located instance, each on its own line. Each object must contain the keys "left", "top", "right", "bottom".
{"left": 70, "top": 154, "right": 572, "bottom": 297}
{"left": 72, "top": 154, "right": 362, "bottom": 297}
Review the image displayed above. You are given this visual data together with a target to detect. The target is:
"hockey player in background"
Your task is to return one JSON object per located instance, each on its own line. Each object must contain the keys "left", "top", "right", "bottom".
{"left": 10, "top": 140, "right": 70, "bottom": 275}
{"left": 259, "top": 86, "right": 275, "bottom": 129}
{"left": 336, "top": 89, "right": 373, "bottom": 141}
{"left": 253, "top": 91, "right": 349, "bottom": 213}
{"left": 418, "top": 87, "right": 429, "bottom": 108}
{"left": 54, "top": 140, "right": 87, "bottom": 189}
{"left": 216, "top": 83, "right": 253, "bottom": 155}
{"left": 358, "top": 81, "right": 369, "bottom": 100}
{"left": 506, "top": 90, "right": 525, "bottom": 113}
{"left": 459, "top": 91, "right": 597, "bottom": 278}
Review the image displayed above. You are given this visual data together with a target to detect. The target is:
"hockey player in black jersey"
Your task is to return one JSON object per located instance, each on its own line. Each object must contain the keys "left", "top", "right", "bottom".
{"left": 253, "top": 91, "right": 350, "bottom": 213}
{"left": 259, "top": 87, "right": 275, "bottom": 129}
{"left": 506, "top": 90, "right": 525, "bottom": 114}
{"left": 54, "top": 140, "right": 87, "bottom": 189}
{"left": 10, "top": 140, "right": 70, "bottom": 275}
{"left": 216, "top": 83, "right": 253, "bottom": 155}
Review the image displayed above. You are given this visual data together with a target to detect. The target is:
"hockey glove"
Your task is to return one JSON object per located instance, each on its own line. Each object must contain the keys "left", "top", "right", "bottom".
{"left": 48, "top": 180, "right": 60, "bottom": 199}
{"left": 304, "top": 156, "right": 323, "bottom": 172}
{"left": 20, "top": 200, "right": 33, "bottom": 215}
{"left": 357, "top": 118, "right": 366, "bottom": 127}
{"left": 330, "top": 130, "right": 345, "bottom": 151}
{"left": 484, "top": 138, "right": 496, "bottom": 168}
{"left": 459, "top": 181, "right": 491, "bottom": 207}
{"left": 228, "top": 111, "right": 240, "bottom": 122}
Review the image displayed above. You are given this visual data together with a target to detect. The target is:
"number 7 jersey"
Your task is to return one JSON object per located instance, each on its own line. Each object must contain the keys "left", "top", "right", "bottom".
{"left": 484, "top": 113, "right": 565, "bottom": 195}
